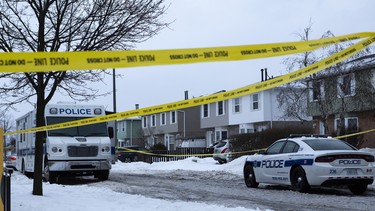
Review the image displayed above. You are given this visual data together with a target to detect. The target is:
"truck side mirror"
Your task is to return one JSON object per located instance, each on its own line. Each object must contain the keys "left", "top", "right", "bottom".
{"left": 108, "top": 127, "right": 114, "bottom": 139}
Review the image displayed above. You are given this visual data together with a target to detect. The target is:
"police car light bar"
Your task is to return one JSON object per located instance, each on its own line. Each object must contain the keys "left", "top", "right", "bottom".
{"left": 289, "top": 134, "right": 329, "bottom": 138}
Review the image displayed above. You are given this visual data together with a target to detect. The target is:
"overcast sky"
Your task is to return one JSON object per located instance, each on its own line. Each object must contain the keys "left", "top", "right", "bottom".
{"left": 10, "top": 0, "right": 375, "bottom": 119}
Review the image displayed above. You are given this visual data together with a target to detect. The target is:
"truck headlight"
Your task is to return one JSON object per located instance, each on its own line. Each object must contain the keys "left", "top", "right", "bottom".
{"left": 102, "top": 146, "right": 110, "bottom": 152}
{"left": 52, "top": 147, "right": 58, "bottom": 153}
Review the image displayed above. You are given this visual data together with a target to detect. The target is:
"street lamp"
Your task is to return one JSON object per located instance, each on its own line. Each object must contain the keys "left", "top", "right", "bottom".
{"left": 177, "top": 110, "right": 185, "bottom": 138}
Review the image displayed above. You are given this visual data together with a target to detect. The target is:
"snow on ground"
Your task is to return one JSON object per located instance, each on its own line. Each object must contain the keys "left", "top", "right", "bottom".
{"left": 10, "top": 155, "right": 375, "bottom": 211}
{"left": 10, "top": 156, "right": 268, "bottom": 211}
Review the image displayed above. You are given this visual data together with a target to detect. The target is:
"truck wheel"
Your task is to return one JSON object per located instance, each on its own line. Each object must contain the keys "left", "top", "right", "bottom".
{"left": 97, "top": 170, "right": 109, "bottom": 181}
{"left": 44, "top": 163, "right": 57, "bottom": 184}
{"left": 291, "top": 166, "right": 310, "bottom": 192}
{"left": 21, "top": 160, "right": 25, "bottom": 175}
{"left": 348, "top": 183, "right": 367, "bottom": 195}
{"left": 244, "top": 165, "right": 259, "bottom": 188}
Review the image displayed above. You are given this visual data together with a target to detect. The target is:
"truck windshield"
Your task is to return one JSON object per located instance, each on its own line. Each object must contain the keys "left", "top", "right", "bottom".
{"left": 46, "top": 117, "right": 108, "bottom": 137}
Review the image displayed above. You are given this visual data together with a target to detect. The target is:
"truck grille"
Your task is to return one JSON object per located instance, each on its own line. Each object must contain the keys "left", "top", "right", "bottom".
{"left": 68, "top": 146, "right": 98, "bottom": 157}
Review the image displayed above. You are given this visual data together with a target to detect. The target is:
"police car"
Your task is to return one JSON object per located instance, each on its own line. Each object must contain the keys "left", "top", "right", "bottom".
{"left": 243, "top": 134, "right": 374, "bottom": 195}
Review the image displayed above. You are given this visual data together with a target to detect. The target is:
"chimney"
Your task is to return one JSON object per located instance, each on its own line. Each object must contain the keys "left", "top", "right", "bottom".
{"left": 135, "top": 104, "right": 139, "bottom": 110}
{"left": 261, "top": 69, "right": 264, "bottom": 82}
{"left": 184, "top": 90, "right": 189, "bottom": 100}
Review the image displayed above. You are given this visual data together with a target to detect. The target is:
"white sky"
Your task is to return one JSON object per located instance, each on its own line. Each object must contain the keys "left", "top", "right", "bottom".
{"left": 9, "top": 0, "right": 375, "bottom": 119}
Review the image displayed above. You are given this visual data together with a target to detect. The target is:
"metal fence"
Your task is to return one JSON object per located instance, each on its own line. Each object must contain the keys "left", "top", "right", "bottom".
{"left": 138, "top": 147, "right": 214, "bottom": 164}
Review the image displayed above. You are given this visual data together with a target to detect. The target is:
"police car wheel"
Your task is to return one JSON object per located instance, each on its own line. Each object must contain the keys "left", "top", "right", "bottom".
{"left": 244, "top": 165, "right": 259, "bottom": 188}
{"left": 291, "top": 167, "right": 310, "bottom": 193}
{"left": 348, "top": 183, "right": 367, "bottom": 195}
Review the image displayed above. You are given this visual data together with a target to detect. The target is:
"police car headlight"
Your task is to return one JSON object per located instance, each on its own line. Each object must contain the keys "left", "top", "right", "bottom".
{"left": 52, "top": 147, "right": 58, "bottom": 153}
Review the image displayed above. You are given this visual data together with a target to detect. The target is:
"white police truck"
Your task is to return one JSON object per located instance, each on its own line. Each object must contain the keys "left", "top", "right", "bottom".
{"left": 16, "top": 103, "right": 114, "bottom": 183}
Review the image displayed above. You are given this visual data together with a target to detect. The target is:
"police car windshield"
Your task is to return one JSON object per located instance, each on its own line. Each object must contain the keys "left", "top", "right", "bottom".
{"left": 303, "top": 139, "right": 356, "bottom": 151}
{"left": 46, "top": 117, "right": 108, "bottom": 137}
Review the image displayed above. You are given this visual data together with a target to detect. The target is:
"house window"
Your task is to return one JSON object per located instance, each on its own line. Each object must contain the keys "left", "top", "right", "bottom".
{"left": 160, "top": 113, "right": 166, "bottom": 126}
{"left": 338, "top": 73, "right": 355, "bottom": 97}
{"left": 151, "top": 114, "right": 156, "bottom": 127}
{"left": 310, "top": 80, "right": 325, "bottom": 101}
{"left": 217, "top": 101, "right": 225, "bottom": 116}
{"left": 215, "top": 130, "right": 228, "bottom": 141}
{"left": 142, "top": 116, "right": 147, "bottom": 128}
{"left": 170, "top": 111, "right": 176, "bottom": 124}
{"left": 250, "top": 94, "right": 260, "bottom": 110}
{"left": 347, "top": 118, "right": 358, "bottom": 132}
{"left": 334, "top": 117, "right": 358, "bottom": 133}
{"left": 233, "top": 98, "right": 241, "bottom": 113}
{"left": 165, "top": 135, "right": 175, "bottom": 150}
{"left": 202, "top": 104, "right": 209, "bottom": 118}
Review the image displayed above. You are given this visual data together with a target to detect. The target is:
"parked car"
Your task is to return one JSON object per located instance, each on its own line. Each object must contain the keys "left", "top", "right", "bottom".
{"left": 117, "top": 146, "right": 140, "bottom": 163}
{"left": 243, "top": 134, "right": 375, "bottom": 195}
{"left": 5, "top": 154, "right": 17, "bottom": 170}
{"left": 213, "top": 140, "right": 232, "bottom": 164}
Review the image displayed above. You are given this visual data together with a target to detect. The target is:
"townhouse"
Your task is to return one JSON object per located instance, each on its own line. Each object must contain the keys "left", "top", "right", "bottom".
{"left": 201, "top": 87, "right": 311, "bottom": 146}
{"left": 307, "top": 55, "right": 375, "bottom": 147}
{"left": 141, "top": 106, "right": 206, "bottom": 150}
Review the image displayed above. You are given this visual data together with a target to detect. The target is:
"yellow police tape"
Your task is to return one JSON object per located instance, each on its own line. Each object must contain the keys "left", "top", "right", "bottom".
{"left": 5, "top": 34, "right": 375, "bottom": 136}
{"left": 4, "top": 32, "right": 375, "bottom": 135}
{"left": 334, "top": 128, "right": 375, "bottom": 140}
{"left": 0, "top": 32, "right": 374, "bottom": 73}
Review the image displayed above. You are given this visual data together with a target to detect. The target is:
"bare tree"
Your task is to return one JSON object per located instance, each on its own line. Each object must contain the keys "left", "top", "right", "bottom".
{"left": 277, "top": 23, "right": 373, "bottom": 137}
{"left": 0, "top": 110, "right": 14, "bottom": 134}
{"left": 0, "top": 110, "right": 15, "bottom": 156}
{"left": 277, "top": 23, "right": 319, "bottom": 122}
{"left": 0, "top": 0, "right": 170, "bottom": 195}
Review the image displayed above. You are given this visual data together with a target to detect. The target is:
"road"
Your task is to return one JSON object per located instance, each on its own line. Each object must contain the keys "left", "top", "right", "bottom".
{"left": 85, "top": 170, "right": 375, "bottom": 211}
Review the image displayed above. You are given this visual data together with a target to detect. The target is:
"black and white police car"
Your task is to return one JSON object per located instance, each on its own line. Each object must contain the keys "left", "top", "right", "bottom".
{"left": 243, "top": 134, "right": 374, "bottom": 195}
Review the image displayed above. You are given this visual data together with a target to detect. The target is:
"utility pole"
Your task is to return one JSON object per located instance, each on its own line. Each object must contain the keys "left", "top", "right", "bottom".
{"left": 112, "top": 68, "right": 117, "bottom": 163}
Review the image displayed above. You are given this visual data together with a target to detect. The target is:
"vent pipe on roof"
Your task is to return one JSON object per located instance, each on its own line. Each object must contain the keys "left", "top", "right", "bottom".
{"left": 135, "top": 104, "right": 139, "bottom": 110}
{"left": 184, "top": 90, "right": 189, "bottom": 100}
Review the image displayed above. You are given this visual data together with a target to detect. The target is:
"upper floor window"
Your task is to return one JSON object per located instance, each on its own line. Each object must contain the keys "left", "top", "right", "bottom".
{"left": 250, "top": 93, "right": 260, "bottom": 110}
{"left": 217, "top": 101, "right": 225, "bottom": 116}
{"left": 233, "top": 98, "right": 241, "bottom": 113}
{"left": 121, "top": 122, "right": 125, "bottom": 132}
{"left": 170, "top": 111, "right": 176, "bottom": 124}
{"left": 338, "top": 73, "right": 355, "bottom": 97}
{"left": 151, "top": 114, "right": 156, "bottom": 127}
{"left": 310, "top": 80, "right": 325, "bottom": 101}
{"left": 160, "top": 113, "right": 166, "bottom": 126}
{"left": 142, "top": 116, "right": 147, "bottom": 128}
{"left": 202, "top": 104, "right": 209, "bottom": 118}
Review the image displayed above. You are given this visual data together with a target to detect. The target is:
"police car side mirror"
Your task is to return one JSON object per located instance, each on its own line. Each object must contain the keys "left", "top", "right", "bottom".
{"left": 258, "top": 150, "right": 266, "bottom": 155}
{"left": 108, "top": 127, "right": 114, "bottom": 139}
